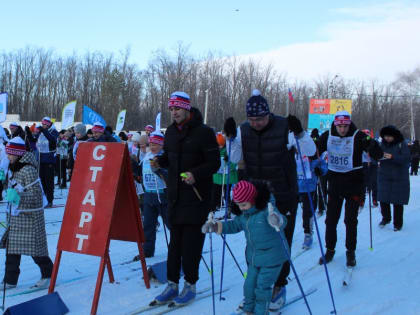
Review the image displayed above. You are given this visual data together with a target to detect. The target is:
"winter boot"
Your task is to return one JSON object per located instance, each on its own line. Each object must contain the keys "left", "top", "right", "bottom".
{"left": 346, "top": 250, "right": 356, "bottom": 267}
{"left": 302, "top": 233, "right": 313, "bottom": 249}
{"left": 154, "top": 281, "right": 179, "bottom": 304}
{"left": 173, "top": 281, "right": 196, "bottom": 305}
{"left": 269, "top": 286, "right": 286, "bottom": 311}
{"left": 319, "top": 248, "right": 335, "bottom": 265}
{"left": 31, "top": 278, "right": 50, "bottom": 289}
{"left": 379, "top": 219, "right": 391, "bottom": 228}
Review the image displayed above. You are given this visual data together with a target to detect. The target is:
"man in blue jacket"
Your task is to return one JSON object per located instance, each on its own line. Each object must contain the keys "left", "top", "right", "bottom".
{"left": 35, "top": 117, "right": 59, "bottom": 207}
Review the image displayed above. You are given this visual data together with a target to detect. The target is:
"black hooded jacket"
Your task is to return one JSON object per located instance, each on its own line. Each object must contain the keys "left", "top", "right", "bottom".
{"left": 157, "top": 107, "right": 220, "bottom": 225}
{"left": 318, "top": 122, "right": 383, "bottom": 195}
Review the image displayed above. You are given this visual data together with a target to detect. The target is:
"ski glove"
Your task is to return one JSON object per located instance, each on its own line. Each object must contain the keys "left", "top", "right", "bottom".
{"left": 0, "top": 169, "right": 5, "bottom": 181}
{"left": 314, "top": 167, "right": 322, "bottom": 177}
{"left": 267, "top": 203, "right": 284, "bottom": 231}
{"left": 6, "top": 188, "right": 20, "bottom": 206}
{"left": 201, "top": 221, "right": 219, "bottom": 234}
{"left": 287, "top": 115, "right": 303, "bottom": 135}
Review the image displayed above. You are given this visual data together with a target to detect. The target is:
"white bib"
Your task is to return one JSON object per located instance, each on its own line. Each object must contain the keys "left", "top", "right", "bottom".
{"left": 142, "top": 152, "right": 166, "bottom": 191}
{"left": 327, "top": 129, "right": 362, "bottom": 173}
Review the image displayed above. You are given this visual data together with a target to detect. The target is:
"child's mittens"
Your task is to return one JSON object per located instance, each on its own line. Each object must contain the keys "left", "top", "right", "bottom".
{"left": 267, "top": 202, "right": 283, "bottom": 231}
{"left": 201, "top": 221, "right": 219, "bottom": 234}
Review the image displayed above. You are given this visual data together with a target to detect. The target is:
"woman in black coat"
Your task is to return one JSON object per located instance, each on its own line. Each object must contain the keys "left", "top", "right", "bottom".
{"left": 377, "top": 126, "right": 410, "bottom": 231}
{"left": 409, "top": 139, "right": 420, "bottom": 175}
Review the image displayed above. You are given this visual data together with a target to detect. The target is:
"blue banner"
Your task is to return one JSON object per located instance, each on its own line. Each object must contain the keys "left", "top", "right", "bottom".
{"left": 82, "top": 105, "right": 106, "bottom": 126}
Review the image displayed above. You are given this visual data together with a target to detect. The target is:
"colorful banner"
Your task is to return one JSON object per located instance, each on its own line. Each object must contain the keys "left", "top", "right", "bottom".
{"left": 308, "top": 99, "right": 352, "bottom": 131}
{"left": 115, "top": 109, "right": 126, "bottom": 133}
{"left": 61, "top": 100, "right": 77, "bottom": 130}
{"left": 82, "top": 105, "right": 106, "bottom": 127}
{"left": 0, "top": 92, "right": 8, "bottom": 123}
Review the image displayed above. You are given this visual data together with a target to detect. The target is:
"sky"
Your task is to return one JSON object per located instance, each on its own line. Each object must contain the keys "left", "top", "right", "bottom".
{"left": 2, "top": 0, "right": 420, "bottom": 82}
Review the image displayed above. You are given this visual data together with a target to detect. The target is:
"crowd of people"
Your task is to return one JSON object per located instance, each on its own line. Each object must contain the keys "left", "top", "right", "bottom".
{"left": 0, "top": 89, "right": 416, "bottom": 315}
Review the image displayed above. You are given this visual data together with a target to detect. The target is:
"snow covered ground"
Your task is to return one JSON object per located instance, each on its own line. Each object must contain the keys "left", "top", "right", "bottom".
{"left": 1, "top": 176, "right": 419, "bottom": 315}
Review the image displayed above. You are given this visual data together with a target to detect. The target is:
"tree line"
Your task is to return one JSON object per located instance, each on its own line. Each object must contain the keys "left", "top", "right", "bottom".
{"left": 0, "top": 44, "right": 418, "bottom": 139}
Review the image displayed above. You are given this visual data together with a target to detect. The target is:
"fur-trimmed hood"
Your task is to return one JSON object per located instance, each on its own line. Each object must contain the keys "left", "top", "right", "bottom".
{"left": 380, "top": 125, "right": 404, "bottom": 144}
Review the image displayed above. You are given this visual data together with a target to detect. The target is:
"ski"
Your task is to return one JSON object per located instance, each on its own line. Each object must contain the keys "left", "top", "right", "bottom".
{"left": 125, "top": 287, "right": 213, "bottom": 315}
{"left": 150, "top": 287, "right": 230, "bottom": 315}
{"left": 289, "top": 263, "right": 319, "bottom": 281}
{"left": 292, "top": 247, "right": 310, "bottom": 260}
{"left": 342, "top": 267, "right": 354, "bottom": 286}
{"left": 6, "top": 275, "right": 86, "bottom": 297}
{"left": 269, "top": 287, "right": 317, "bottom": 313}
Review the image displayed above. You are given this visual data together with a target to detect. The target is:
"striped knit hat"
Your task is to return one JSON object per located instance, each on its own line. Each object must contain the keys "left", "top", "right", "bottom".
{"left": 232, "top": 180, "right": 257, "bottom": 204}
{"left": 145, "top": 125, "right": 155, "bottom": 132}
{"left": 6, "top": 137, "right": 26, "bottom": 156}
{"left": 92, "top": 122, "right": 105, "bottom": 133}
{"left": 334, "top": 111, "right": 351, "bottom": 126}
{"left": 168, "top": 91, "right": 191, "bottom": 111}
{"left": 149, "top": 131, "right": 164, "bottom": 146}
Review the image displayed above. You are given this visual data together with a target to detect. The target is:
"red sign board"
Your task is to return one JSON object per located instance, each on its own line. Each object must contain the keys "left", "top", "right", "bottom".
{"left": 49, "top": 143, "right": 149, "bottom": 315}
{"left": 309, "top": 99, "right": 330, "bottom": 114}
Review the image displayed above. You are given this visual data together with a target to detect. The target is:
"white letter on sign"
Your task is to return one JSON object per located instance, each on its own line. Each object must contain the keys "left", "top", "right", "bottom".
{"left": 75, "top": 234, "right": 89, "bottom": 251}
{"left": 82, "top": 190, "right": 95, "bottom": 206}
{"left": 89, "top": 166, "right": 103, "bottom": 182}
{"left": 93, "top": 145, "right": 106, "bottom": 160}
{"left": 79, "top": 211, "right": 92, "bottom": 228}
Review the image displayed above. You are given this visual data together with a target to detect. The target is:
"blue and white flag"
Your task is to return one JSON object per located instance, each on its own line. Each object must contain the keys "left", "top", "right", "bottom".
{"left": 82, "top": 105, "right": 106, "bottom": 126}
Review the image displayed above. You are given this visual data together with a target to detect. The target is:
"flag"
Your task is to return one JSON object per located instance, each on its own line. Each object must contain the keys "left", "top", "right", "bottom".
{"left": 288, "top": 88, "right": 295, "bottom": 103}
{"left": 61, "top": 100, "right": 77, "bottom": 130}
{"left": 155, "top": 112, "right": 161, "bottom": 132}
{"left": 82, "top": 105, "right": 106, "bottom": 126}
{"left": 0, "top": 92, "right": 8, "bottom": 123}
{"left": 115, "top": 109, "right": 126, "bottom": 133}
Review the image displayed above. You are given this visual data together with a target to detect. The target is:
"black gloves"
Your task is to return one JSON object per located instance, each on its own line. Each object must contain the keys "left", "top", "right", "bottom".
{"left": 287, "top": 115, "right": 303, "bottom": 134}
{"left": 314, "top": 167, "right": 322, "bottom": 177}
{"left": 224, "top": 117, "right": 237, "bottom": 139}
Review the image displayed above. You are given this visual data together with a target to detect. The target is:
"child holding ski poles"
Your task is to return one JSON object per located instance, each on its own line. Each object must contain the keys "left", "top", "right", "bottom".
{"left": 202, "top": 180, "right": 288, "bottom": 315}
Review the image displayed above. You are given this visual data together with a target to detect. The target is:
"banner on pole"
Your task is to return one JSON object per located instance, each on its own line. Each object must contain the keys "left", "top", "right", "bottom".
{"left": 0, "top": 92, "right": 8, "bottom": 123}
{"left": 155, "top": 112, "right": 161, "bottom": 131}
{"left": 82, "top": 105, "right": 106, "bottom": 126}
{"left": 115, "top": 109, "right": 126, "bottom": 133}
{"left": 61, "top": 100, "right": 77, "bottom": 130}
{"left": 308, "top": 99, "right": 352, "bottom": 132}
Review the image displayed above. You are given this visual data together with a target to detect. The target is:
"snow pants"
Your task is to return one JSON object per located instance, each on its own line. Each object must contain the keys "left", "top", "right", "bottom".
{"left": 4, "top": 254, "right": 53, "bottom": 285}
{"left": 244, "top": 263, "right": 283, "bottom": 315}
{"left": 380, "top": 203, "right": 404, "bottom": 229}
{"left": 142, "top": 191, "right": 170, "bottom": 256}
{"left": 300, "top": 192, "right": 316, "bottom": 234}
{"left": 167, "top": 224, "right": 206, "bottom": 285}
{"left": 39, "top": 163, "right": 55, "bottom": 204}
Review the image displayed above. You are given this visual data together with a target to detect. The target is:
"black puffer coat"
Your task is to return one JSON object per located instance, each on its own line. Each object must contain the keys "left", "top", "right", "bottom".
{"left": 157, "top": 107, "right": 220, "bottom": 225}
{"left": 378, "top": 125, "right": 410, "bottom": 205}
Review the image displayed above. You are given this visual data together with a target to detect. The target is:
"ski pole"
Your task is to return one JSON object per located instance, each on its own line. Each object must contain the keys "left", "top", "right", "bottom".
{"left": 269, "top": 203, "right": 313, "bottom": 315}
{"left": 219, "top": 234, "right": 245, "bottom": 277}
{"left": 368, "top": 163, "right": 373, "bottom": 251}
{"left": 295, "top": 136, "right": 337, "bottom": 314}
{"left": 2, "top": 200, "right": 12, "bottom": 311}
{"left": 208, "top": 212, "right": 216, "bottom": 315}
{"left": 219, "top": 138, "right": 232, "bottom": 301}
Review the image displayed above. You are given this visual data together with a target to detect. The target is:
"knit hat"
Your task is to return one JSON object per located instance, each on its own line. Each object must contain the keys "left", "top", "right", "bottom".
{"left": 131, "top": 132, "right": 141, "bottom": 143}
{"left": 334, "top": 111, "right": 351, "bottom": 126}
{"left": 9, "top": 122, "right": 19, "bottom": 129}
{"left": 246, "top": 89, "right": 270, "bottom": 117}
{"left": 216, "top": 133, "right": 226, "bottom": 147}
{"left": 149, "top": 131, "right": 164, "bottom": 146}
{"left": 145, "top": 125, "right": 155, "bottom": 132}
{"left": 92, "top": 122, "right": 105, "bottom": 133}
{"left": 232, "top": 180, "right": 257, "bottom": 204}
{"left": 6, "top": 137, "right": 26, "bottom": 156}
{"left": 168, "top": 91, "right": 191, "bottom": 111}
{"left": 42, "top": 117, "right": 52, "bottom": 126}
{"left": 74, "top": 123, "right": 87, "bottom": 136}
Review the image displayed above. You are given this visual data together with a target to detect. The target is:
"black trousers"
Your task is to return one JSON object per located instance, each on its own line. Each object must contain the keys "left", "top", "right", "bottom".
{"left": 318, "top": 175, "right": 328, "bottom": 211}
{"left": 4, "top": 254, "right": 53, "bottom": 285}
{"left": 274, "top": 197, "right": 298, "bottom": 287}
{"left": 325, "top": 193, "right": 359, "bottom": 251}
{"left": 411, "top": 158, "right": 419, "bottom": 175}
{"left": 58, "top": 157, "right": 67, "bottom": 187}
{"left": 362, "top": 163, "right": 378, "bottom": 202}
{"left": 167, "top": 224, "right": 206, "bottom": 285}
{"left": 40, "top": 163, "right": 55, "bottom": 203}
{"left": 380, "top": 203, "right": 404, "bottom": 229}
{"left": 300, "top": 192, "right": 316, "bottom": 234}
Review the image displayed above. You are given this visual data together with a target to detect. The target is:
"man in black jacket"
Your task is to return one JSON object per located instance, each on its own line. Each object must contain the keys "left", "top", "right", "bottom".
{"left": 317, "top": 111, "right": 382, "bottom": 267}
{"left": 87, "top": 122, "right": 116, "bottom": 143}
{"left": 152, "top": 91, "right": 220, "bottom": 305}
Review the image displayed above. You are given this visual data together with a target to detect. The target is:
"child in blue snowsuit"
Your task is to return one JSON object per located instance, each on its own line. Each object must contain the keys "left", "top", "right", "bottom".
{"left": 296, "top": 153, "right": 328, "bottom": 249}
{"left": 202, "top": 180, "right": 288, "bottom": 315}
